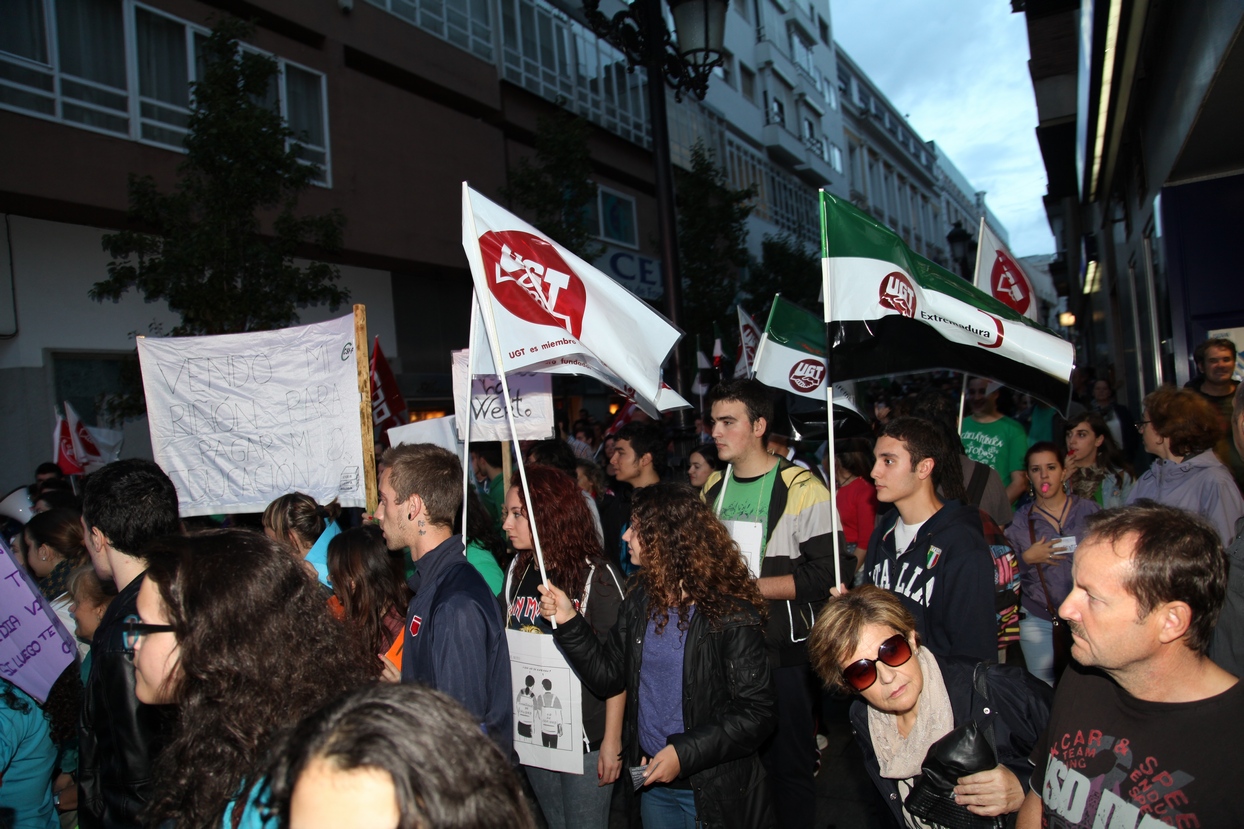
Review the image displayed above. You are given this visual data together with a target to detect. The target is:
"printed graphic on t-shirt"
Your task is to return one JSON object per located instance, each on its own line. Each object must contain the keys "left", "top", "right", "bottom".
{"left": 869, "top": 558, "right": 935, "bottom": 607}
{"left": 1040, "top": 728, "right": 1200, "bottom": 828}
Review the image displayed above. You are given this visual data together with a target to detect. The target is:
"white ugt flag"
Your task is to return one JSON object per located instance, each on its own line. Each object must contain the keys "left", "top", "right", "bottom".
{"left": 461, "top": 184, "right": 683, "bottom": 416}
{"left": 973, "top": 219, "right": 1038, "bottom": 322}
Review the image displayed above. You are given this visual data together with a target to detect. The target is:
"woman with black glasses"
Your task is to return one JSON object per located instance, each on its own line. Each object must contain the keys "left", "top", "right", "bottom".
{"left": 127, "top": 529, "right": 372, "bottom": 829}
{"left": 809, "top": 586, "right": 1051, "bottom": 828}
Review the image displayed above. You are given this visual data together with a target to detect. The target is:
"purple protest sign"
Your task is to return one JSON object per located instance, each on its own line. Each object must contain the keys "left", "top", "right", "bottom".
{"left": 0, "top": 535, "right": 75, "bottom": 703}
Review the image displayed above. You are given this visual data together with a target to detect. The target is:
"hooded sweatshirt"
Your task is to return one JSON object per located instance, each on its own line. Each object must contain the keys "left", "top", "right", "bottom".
{"left": 863, "top": 500, "right": 997, "bottom": 662}
{"left": 1127, "top": 450, "right": 1244, "bottom": 546}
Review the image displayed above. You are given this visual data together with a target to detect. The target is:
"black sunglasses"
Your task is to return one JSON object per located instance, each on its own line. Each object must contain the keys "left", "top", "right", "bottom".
{"left": 842, "top": 633, "right": 914, "bottom": 691}
{"left": 121, "top": 614, "right": 175, "bottom": 652}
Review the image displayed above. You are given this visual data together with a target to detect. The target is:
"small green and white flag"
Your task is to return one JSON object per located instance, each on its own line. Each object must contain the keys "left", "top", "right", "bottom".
{"left": 753, "top": 295, "right": 828, "bottom": 399}
{"left": 820, "top": 191, "right": 1075, "bottom": 409}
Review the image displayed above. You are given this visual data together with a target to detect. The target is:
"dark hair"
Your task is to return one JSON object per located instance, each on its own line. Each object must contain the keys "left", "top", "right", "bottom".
{"left": 630, "top": 484, "right": 767, "bottom": 633}
{"left": 688, "top": 443, "right": 723, "bottom": 472}
{"left": 1082, "top": 502, "right": 1227, "bottom": 654}
{"left": 833, "top": 437, "right": 874, "bottom": 481}
{"left": 1194, "top": 337, "right": 1237, "bottom": 369}
{"left": 1143, "top": 386, "right": 1224, "bottom": 457}
{"left": 509, "top": 466, "right": 602, "bottom": 601}
{"left": 456, "top": 487, "right": 508, "bottom": 571}
{"left": 35, "top": 462, "right": 64, "bottom": 479}
{"left": 265, "top": 684, "right": 535, "bottom": 829}
{"left": 81, "top": 459, "right": 180, "bottom": 557}
{"left": 525, "top": 439, "right": 577, "bottom": 475}
{"left": 471, "top": 441, "right": 504, "bottom": 470}
{"left": 143, "top": 530, "right": 372, "bottom": 829}
{"left": 262, "top": 493, "right": 341, "bottom": 553}
{"left": 381, "top": 444, "right": 463, "bottom": 528}
{"left": 575, "top": 459, "right": 607, "bottom": 499}
{"left": 25, "top": 508, "right": 88, "bottom": 567}
{"left": 881, "top": 417, "right": 959, "bottom": 494}
{"left": 615, "top": 422, "right": 667, "bottom": 471}
{"left": 708, "top": 379, "right": 775, "bottom": 433}
{"left": 327, "top": 525, "right": 410, "bottom": 657}
{"left": 34, "top": 490, "right": 80, "bottom": 512}
{"left": 1024, "top": 441, "right": 1064, "bottom": 470}
{"left": 809, "top": 585, "right": 917, "bottom": 694}
{"left": 908, "top": 388, "right": 967, "bottom": 455}
{"left": 42, "top": 663, "right": 82, "bottom": 747}
{"left": 1064, "top": 411, "right": 1132, "bottom": 476}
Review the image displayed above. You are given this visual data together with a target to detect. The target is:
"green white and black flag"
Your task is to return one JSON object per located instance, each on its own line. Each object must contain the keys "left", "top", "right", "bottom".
{"left": 820, "top": 192, "right": 1075, "bottom": 410}
{"left": 753, "top": 295, "right": 829, "bottom": 399}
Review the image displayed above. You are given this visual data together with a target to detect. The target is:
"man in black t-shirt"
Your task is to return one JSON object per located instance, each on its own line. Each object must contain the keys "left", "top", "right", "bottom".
{"left": 1017, "top": 503, "right": 1241, "bottom": 828}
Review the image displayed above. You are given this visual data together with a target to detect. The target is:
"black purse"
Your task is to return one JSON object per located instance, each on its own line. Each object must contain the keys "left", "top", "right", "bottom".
{"left": 904, "top": 665, "right": 1006, "bottom": 829}
{"left": 1028, "top": 514, "right": 1074, "bottom": 684}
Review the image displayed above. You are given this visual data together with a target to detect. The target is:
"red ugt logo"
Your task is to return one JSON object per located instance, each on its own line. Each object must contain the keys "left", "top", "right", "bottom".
{"left": 478, "top": 231, "right": 587, "bottom": 340}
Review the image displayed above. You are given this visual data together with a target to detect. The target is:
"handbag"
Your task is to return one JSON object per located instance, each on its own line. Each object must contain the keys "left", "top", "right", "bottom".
{"left": 904, "top": 665, "right": 1006, "bottom": 829}
{"left": 1028, "top": 514, "right": 1074, "bottom": 684}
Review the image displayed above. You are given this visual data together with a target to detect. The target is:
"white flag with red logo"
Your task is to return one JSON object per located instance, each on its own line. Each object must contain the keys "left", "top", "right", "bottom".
{"left": 734, "top": 305, "right": 762, "bottom": 379}
{"left": 64, "top": 401, "right": 122, "bottom": 471}
{"left": 462, "top": 184, "right": 683, "bottom": 417}
{"left": 974, "top": 219, "right": 1038, "bottom": 322}
{"left": 52, "top": 413, "right": 83, "bottom": 475}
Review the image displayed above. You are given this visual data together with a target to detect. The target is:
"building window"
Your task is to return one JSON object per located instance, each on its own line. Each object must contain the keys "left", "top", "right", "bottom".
{"left": 764, "top": 90, "right": 785, "bottom": 127}
{"left": 829, "top": 143, "right": 843, "bottom": 174}
{"left": 588, "top": 186, "right": 638, "bottom": 248}
{"left": 788, "top": 27, "right": 815, "bottom": 78}
{"left": 818, "top": 16, "right": 830, "bottom": 46}
{"left": 712, "top": 52, "right": 735, "bottom": 88}
{"left": 367, "top": 0, "right": 492, "bottom": 61}
{"left": 740, "top": 64, "right": 756, "bottom": 104}
{"left": 0, "top": 0, "right": 332, "bottom": 184}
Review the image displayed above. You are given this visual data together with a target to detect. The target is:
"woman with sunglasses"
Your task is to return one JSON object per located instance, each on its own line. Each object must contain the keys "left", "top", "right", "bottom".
{"left": 809, "top": 586, "right": 1051, "bottom": 828}
{"left": 129, "top": 529, "right": 372, "bottom": 828}
{"left": 537, "top": 483, "right": 776, "bottom": 829}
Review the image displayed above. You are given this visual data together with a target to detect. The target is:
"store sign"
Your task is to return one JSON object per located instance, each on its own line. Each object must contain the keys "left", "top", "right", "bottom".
{"left": 594, "top": 245, "right": 663, "bottom": 300}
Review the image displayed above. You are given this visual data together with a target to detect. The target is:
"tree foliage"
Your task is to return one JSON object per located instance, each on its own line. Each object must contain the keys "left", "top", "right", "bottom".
{"left": 676, "top": 141, "right": 754, "bottom": 353}
{"left": 743, "top": 233, "right": 821, "bottom": 320}
{"left": 501, "top": 107, "right": 603, "bottom": 262}
{"left": 92, "top": 19, "right": 348, "bottom": 336}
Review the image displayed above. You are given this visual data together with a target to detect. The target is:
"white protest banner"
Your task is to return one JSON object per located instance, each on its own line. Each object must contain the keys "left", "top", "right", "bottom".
{"left": 507, "top": 629, "right": 584, "bottom": 774}
{"left": 388, "top": 416, "right": 465, "bottom": 466}
{"left": 0, "top": 538, "right": 75, "bottom": 703}
{"left": 451, "top": 349, "right": 553, "bottom": 442}
{"left": 138, "top": 313, "right": 367, "bottom": 517}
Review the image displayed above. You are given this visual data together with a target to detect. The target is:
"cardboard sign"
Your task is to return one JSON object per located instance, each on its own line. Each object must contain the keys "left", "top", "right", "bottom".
{"left": 0, "top": 538, "right": 75, "bottom": 703}
{"left": 451, "top": 349, "right": 553, "bottom": 442}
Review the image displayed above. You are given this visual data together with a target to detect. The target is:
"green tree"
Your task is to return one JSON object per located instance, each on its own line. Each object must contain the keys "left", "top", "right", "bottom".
{"left": 501, "top": 107, "right": 603, "bottom": 262}
{"left": 676, "top": 141, "right": 754, "bottom": 358}
{"left": 743, "top": 234, "right": 821, "bottom": 320}
{"left": 92, "top": 19, "right": 347, "bottom": 336}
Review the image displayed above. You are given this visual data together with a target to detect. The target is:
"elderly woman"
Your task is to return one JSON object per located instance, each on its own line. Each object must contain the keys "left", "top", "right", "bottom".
{"left": 1128, "top": 386, "right": 1244, "bottom": 546}
{"left": 810, "top": 586, "right": 1050, "bottom": 828}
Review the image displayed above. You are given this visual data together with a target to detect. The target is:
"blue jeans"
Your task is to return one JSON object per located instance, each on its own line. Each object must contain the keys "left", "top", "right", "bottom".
{"left": 640, "top": 786, "right": 697, "bottom": 829}
{"left": 525, "top": 750, "right": 612, "bottom": 829}
{"left": 1020, "top": 613, "right": 1055, "bottom": 686}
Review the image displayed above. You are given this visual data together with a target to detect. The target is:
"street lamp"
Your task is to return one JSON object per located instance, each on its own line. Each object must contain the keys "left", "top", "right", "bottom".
{"left": 946, "top": 220, "right": 973, "bottom": 280}
{"left": 582, "top": 0, "right": 729, "bottom": 414}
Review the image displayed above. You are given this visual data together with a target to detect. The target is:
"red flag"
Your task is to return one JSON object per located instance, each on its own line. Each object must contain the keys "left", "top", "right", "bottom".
{"left": 370, "top": 337, "right": 408, "bottom": 436}
{"left": 53, "top": 414, "right": 83, "bottom": 475}
{"left": 604, "top": 402, "right": 639, "bottom": 437}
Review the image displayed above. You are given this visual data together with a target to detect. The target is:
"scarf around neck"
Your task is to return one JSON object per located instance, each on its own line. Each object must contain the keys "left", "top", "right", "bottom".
{"left": 867, "top": 646, "right": 954, "bottom": 780}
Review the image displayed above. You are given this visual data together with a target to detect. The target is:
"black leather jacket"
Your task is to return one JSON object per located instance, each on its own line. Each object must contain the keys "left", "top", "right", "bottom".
{"left": 78, "top": 574, "right": 171, "bottom": 829}
{"left": 849, "top": 654, "right": 1052, "bottom": 827}
{"left": 553, "top": 583, "right": 777, "bottom": 829}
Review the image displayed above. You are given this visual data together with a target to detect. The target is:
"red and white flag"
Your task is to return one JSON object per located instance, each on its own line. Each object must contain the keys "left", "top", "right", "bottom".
{"left": 64, "top": 401, "right": 122, "bottom": 471}
{"left": 462, "top": 184, "right": 684, "bottom": 417}
{"left": 974, "top": 219, "right": 1038, "bottom": 322}
{"left": 370, "top": 337, "right": 408, "bottom": 437}
{"left": 53, "top": 414, "right": 83, "bottom": 476}
{"left": 734, "top": 305, "right": 762, "bottom": 379}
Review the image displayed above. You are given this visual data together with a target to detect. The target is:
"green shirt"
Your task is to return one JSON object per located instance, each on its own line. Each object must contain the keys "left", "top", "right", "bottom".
{"left": 961, "top": 415, "right": 1028, "bottom": 484}
{"left": 466, "top": 540, "right": 504, "bottom": 596}
{"left": 714, "top": 464, "right": 779, "bottom": 558}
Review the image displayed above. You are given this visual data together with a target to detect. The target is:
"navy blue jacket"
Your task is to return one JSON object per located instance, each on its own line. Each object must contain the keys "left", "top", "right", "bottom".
{"left": 402, "top": 535, "right": 512, "bottom": 758}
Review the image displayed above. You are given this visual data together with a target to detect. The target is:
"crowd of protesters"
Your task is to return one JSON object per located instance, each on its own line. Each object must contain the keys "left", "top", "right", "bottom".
{"left": 3, "top": 337, "right": 1243, "bottom": 829}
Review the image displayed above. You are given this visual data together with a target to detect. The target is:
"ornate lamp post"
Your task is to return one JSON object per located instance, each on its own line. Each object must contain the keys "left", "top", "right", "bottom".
{"left": 582, "top": 0, "right": 729, "bottom": 408}
{"left": 946, "top": 220, "right": 974, "bottom": 280}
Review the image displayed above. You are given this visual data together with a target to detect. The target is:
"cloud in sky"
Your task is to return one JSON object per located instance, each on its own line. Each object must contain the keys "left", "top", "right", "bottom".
{"left": 832, "top": 1, "right": 1055, "bottom": 256}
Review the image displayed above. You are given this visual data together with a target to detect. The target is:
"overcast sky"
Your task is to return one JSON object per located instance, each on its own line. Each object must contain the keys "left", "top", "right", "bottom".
{"left": 831, "top": 1, "right": 1055, "bottom": 257}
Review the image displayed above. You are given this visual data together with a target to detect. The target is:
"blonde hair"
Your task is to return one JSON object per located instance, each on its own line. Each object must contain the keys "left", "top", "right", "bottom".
{"left": 808, "top": 586, "right": 917, "bottom": 693}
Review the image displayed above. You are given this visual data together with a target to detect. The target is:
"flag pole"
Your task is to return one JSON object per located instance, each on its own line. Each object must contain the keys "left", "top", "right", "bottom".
{"left": 462, "top": 185, "right": 553, "bottom": 621}
{"left": 461, "top": 295, "right": 480, "bottom": 544}
{"left": 819, "top": 257, "right": 843, "bottom": 591}
{"left": 352, "top": 305, "right": 379, "bottom": 515}
{"left": 957, "top": 219, "right": 987, "bottom": 434}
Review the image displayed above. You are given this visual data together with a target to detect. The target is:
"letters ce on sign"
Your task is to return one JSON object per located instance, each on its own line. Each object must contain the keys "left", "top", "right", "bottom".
{"left": 594, "top": 245, "right": 662, "bottom": 301}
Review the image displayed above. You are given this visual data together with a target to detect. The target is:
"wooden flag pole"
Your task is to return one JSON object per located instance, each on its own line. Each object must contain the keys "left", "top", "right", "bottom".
{"left": 353, "top": 305, "right": 378, "bottom": 515}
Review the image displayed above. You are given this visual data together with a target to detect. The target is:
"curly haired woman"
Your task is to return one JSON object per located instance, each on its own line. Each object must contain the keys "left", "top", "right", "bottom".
{"left": 1129, "top": 386, "right": 1244, "bottom": 545}
{"left": 130, "top": 530, "right": 373, "bottom": 828}
{"left": 501, "top": 465, "right": 625, "bottom": 829}
{"left": 538, "top": 483, "right": 776, "bottom": 829}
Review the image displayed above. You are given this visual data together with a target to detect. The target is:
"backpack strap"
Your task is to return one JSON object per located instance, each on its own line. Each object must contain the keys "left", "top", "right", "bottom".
{"left": 966, "top": 461, "right": 990, "bottom": 507}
